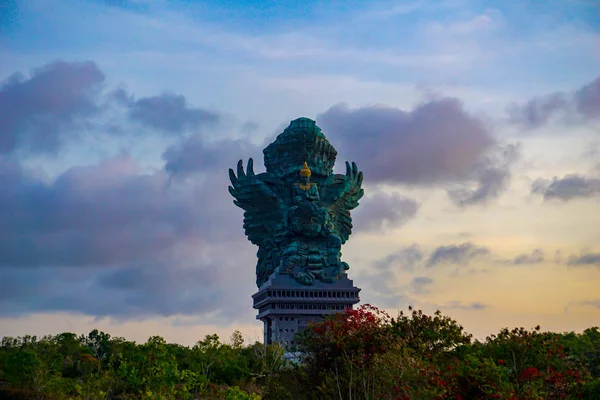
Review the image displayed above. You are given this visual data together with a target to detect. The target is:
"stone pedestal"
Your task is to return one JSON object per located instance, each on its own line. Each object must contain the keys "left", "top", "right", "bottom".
{"left": 252, "top": 272, "right": 361, "bottom": 347}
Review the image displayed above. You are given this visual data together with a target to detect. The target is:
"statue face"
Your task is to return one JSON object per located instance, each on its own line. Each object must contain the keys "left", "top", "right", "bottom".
{"left": 300, "top": 175, "right": 310, "bottom": 184}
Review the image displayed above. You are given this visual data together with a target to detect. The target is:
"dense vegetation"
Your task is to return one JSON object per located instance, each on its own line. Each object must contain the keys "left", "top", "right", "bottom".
{"left": 1, "top": 306, "right": 598, "bottom": 399}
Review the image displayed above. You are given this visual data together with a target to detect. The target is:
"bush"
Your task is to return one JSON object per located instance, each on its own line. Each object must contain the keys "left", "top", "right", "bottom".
{"left": 0, "top": 309, "right": 597, "bottom": 400}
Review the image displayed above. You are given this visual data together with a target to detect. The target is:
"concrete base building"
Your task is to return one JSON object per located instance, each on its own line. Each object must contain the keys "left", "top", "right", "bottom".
{"left": 252, "top": 272, "right": 360, "bottom": 347}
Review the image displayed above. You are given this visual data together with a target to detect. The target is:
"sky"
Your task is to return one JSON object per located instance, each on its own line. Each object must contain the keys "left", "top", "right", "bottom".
{"left": 0, "top": 0, "right": 599, "bottom": 346}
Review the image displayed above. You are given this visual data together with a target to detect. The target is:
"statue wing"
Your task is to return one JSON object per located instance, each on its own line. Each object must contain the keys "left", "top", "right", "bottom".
{"left": 228, "top": 158, "right": 285, "bottom": 246}
{"left": 321, "top": 161, "right": 364, "bottom": 244}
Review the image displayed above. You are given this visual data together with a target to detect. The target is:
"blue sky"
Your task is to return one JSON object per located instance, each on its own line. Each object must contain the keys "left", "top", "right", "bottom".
{"left": 0, "top": 0, "right": 599, "bottom": 345}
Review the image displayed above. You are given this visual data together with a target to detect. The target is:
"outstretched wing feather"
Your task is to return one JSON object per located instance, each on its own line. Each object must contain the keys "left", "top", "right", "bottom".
{"left": 322, "top": 172, "right": 364, "bottom": 244}
{"left": 229, "top": 160, "right": 284, "bottom": 245}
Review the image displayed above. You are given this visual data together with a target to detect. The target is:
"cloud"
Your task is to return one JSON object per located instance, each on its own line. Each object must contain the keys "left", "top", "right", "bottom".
{"left": 374, "top": 244, "right": 424, "bottom": 272}
{"left": 0, "top": 61, "right": 221, "bottom": 157}
{"left": 565, "top": 299, "right": 600, "bottom": 313}
{"left": 0, "top": 60, "right": 105, "bottom": 154}
{"left": 0, "top": 154, "right": 211, "bottom": 268}
{"left": 513, "top": 249, "right": 545, "bottom": 265}
{"left": 0, "top": 146, "right": 260, "bottom": 320}
{"left": 427, "top": 242, "right": 489, "bottom": 267}
{"left": 128, "top": 93, "right": 219, "bottom": 135}
{"left": 423, "top": 9, "right": 503, "bottom": 37}
{"left": 0, "top": 243, "right": 256, "bottom": 320}
{"left": 447, "top": 143, "right": 520, "bottom": 206}
{"left": 0, "top": 263, "right": 228, "bottom": 319}
{"left": 575, "top": 77, "right": 600, "bottom": 119}
{"left": 507, "top": 92, "right": 570, "bottom": 129}
{"left": 163, "top": 135, "right": 260, "bottom": 177}
{"left": 317, "top": 100, "right": 518, "bottom": 206}
{"left": 359, "top": 244, "right": 423, "bottom": 307}
{"left": 567, "top": 253, "right": 600, "bottom": 268}
{"left": 410, "top": 276, "right": 433, "bottom": 294}
{"left": 508, "top": 75, "right": 600, "bottom": 128}
{"left": 355, "top": 268, "right": 411, "bottom": 309}
{"left": 374, "top": 241, "right": 519, "bottom": 272}
{"left": 580, "top": 300, "right": 600, "bottom": 310}
{"left": 440, "top": 301, "right": 489, "bottom": 311}
{"left": 532, "top": 174, "right": 600, "bottom": 201}
{"left": 352, "top": 191, "right": 419, "bottom": 232}
{"left": 318, "top": 100, "right": 495, "bottom": 185}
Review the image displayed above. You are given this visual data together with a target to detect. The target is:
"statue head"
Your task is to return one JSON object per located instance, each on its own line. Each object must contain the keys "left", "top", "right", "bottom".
{"left": 263, "top": 118, "right": 337, "bottom": 178}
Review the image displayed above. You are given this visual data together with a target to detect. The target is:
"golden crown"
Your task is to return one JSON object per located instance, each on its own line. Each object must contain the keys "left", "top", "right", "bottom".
{"left": 299, "top": 161, "right": 312, "bottom": 177}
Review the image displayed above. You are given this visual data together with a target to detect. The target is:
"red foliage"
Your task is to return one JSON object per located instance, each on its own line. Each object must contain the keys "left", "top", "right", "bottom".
{"left": 519, "top": 366, "right": 542, "bottom": 381}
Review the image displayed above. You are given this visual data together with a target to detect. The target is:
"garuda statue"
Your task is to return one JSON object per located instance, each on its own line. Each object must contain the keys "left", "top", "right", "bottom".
{"left": 228, "top": 118, "right": 364, "bottom": 287}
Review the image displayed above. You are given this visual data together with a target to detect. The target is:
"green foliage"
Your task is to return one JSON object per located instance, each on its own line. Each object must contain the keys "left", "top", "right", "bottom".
{"left": 0, "top": 330, "right": 262, "bottom": 400}
{"left": 296, "top": 305, "right": 600, "bottom": 400}
{"left": 223, "top": 385, "right": 261, "bottom": 400}
{"left": 0, "top": 309, "right": 598, "bottom": 400}
{"left": 391, "top": 306, "right": 473, "bottom": 358}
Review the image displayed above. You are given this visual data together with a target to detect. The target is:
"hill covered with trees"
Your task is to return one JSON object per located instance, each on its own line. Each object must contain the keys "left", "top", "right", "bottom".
{"left": 1, "top": 306, "right": 599, "bottom": 399}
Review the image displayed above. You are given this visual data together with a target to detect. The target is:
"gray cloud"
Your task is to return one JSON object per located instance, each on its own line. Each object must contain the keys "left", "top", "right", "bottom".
{"left": 507, "top": 92, "right": 570, "bottom": 129}
{"left": 0, "top": 60, "right": 259, "bottom": 321}
{"left": 513, "top": 249, "right": 545, "bottom": 265}
{"left": 355, "top": 268, "right": 411, "bottom": 309}
{"left": 0, "top": 154, "right": 217, "bottom": 268}
{"left": 565, "top": 299, "right": 600, "bottom": 313}
{"left": 0, "top": 61, "right": 221, "bottom": 157}
{"left": 352, "top": 191, "right": 419, "bottom": 232}
{"left": 567, "top": 253, "right": 600, "bottom": 268}
{"left": 0, "top": 255, "right": 253, "bottom": 320}
{"left": 410, "top": 276, "right": 433, "bottom": 294}
{"left": 441, "top": 301, "right": 488, "bottom": 311}
{"left": 0, "top": 148, "right": 258, "bottom": 320}
{"left": 129, "top": 93, "right": 219, "bottom": 135}
{"left": 0, "top": 60, "right": 105, "bottom": 154}
{"left": 427, "top": 242, "right": 489, "bottom": 267}
{"left": 447, "top": 143, "right": 520, "bottom": 206}
{"left": 359, "top": 244, "right": 423, "bottom": 308}
{"left": 317, "top": 100, "right": 495, "bottom": 185}
{"left": 580, "top": 300, "right": 600, "bottom": 310}
{"left": 163, "top": 135, "right": 260, "bottom": 177}
{"left": 532, "top": 174, "right": 600, "bottom": 201}
{"left": 508, "top": 75, "right": 600, "bottom": 128}
{"left": 317, "top": 100, "right": 518, "bottom": 206}
{"left": 374, "top": 244, "right": 424, "bottom": 272}
{"left": 575, "top": 77, "right": 600, "bottom": 119}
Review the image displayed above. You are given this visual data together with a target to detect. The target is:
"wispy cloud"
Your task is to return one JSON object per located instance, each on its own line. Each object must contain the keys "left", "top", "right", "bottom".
{"left": 532, "top": 174, "right": 600, "bottom": 201}
{"left": 509, "top": 76, "right": 600, "bottom": 129}
{"left": 567, "top": 253, "right": 600, "bottom": 268}
{"left": 353, "top": 191, "right": 419, "bottom": 232}
{"left": 374, "top": 244, "right": 425, "bottom": 272}
{"left": 438, "top": 301, "right": 489, "bottom": 311}
{"left": 513, "top": 249, "right": 545, "bottom": 265}
{"left": 0, "top": 60, "right": 105, "bottom": 154}
{"left": 410, "top": 276, "right": 434, "bottom": 294}
{"left": 427, "top": 243, "right": 490, "bottom": 267}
